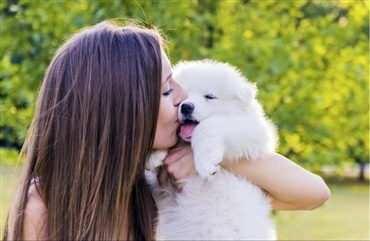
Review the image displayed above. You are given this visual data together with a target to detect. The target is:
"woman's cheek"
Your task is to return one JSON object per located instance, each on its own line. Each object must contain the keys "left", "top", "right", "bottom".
{"left": 155, "top": 93, "right": 179, "bottom": 145}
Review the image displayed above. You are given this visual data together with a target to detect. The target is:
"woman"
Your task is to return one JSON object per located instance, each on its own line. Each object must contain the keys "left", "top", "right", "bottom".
{"left": 3, "top": 20, "right": 330, "bottom": 240}
{"left": 5, "top": 20, "right": 176, "bottom": 240}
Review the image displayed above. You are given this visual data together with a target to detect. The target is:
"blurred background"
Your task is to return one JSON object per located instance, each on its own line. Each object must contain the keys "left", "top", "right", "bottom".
{"left": 0, "top": 0, "right": 369, "bottom": 239}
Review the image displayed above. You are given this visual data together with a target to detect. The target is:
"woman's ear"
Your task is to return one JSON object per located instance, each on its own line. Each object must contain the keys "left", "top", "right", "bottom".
{"left": 237, "top": 82, "right": 257, "bottom": 104}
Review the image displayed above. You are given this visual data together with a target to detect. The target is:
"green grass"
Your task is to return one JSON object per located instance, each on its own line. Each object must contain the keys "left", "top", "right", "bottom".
{"left": 275, "top": 177, "right": 369, "bottom": 240}
{"left": 1, "top": 165, "right": 369, "bottom": 240}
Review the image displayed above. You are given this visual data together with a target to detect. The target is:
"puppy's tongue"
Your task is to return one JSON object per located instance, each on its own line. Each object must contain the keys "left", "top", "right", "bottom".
{"left": 180, "top": 123, "right": 197, "bottom": 138}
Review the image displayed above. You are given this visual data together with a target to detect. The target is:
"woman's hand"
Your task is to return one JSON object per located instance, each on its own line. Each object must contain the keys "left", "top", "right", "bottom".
{"left": 221, "top": 153, "right": 331, "bottom": 210}
{"left": 158, "top": 140, "right": 196, "bottom": 191}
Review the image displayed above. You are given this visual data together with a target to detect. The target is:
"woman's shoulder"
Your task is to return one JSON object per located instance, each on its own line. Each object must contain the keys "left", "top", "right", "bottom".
{"left": 26, "top": 183, "right": 46, "bottom": 214}
{"left": 7, "top": 182, "right": 47, "bottom": 240}
{"left": 23, "top": 183, "right": 47, "bottom": 239}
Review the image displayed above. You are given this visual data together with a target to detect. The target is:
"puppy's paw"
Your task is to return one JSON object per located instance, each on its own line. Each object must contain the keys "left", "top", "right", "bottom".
{"left": 195, "top": 162, "right": 221, "bottom": 179}
{"left": 146, "top": 149, "right": 168, "bottom": 171}
{"left": 193, "top": 148, "right": 223, "bottom": 179}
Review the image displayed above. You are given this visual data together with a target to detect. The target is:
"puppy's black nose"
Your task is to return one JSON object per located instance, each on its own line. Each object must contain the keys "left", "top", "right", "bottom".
{"left": 181, "top": 102, "right": 194, "bottom": 115}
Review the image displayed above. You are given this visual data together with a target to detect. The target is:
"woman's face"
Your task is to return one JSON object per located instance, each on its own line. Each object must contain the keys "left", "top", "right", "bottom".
{"left": 153, "top": 51, "right": 187, "bottom": 149}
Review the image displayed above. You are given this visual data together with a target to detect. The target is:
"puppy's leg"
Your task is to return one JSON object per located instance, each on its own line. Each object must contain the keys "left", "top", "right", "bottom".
{"left": 191, "top": 123, "right": 224, "bottom": 179}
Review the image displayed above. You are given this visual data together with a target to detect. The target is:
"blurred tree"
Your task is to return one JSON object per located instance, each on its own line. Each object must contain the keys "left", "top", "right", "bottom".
{"left": 211, "top": 0, "right": 369, "bottom": 177}
{"left": 1, "top": 0, "right": 98, "bottom": 149}
{"left": 1, "top": 0, "right": 368, "bottom": 179}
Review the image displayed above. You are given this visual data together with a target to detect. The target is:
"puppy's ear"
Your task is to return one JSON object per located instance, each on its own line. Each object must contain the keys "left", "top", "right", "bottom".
{"left": 237, "top": 82, "right": 257, "bottom": 104}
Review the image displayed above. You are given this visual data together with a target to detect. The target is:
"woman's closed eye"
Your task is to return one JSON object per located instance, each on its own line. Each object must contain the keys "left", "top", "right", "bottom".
{"left": 163, "top": 88, "right": 174, "bottom": 96}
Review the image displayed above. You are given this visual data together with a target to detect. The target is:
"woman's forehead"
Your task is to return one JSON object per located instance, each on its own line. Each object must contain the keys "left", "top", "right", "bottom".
{"left": 161, "top": 51, "right": 172, "bottom": 84}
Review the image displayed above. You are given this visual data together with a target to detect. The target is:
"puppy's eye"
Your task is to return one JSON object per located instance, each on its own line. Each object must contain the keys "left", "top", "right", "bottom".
{"left": 205, "top": 94, "right": 217, "bottom": 100}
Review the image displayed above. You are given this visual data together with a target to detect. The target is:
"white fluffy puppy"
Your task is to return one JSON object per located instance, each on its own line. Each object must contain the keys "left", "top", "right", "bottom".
{"left": 146, "top": 59, "right": 278, "bottom": 240}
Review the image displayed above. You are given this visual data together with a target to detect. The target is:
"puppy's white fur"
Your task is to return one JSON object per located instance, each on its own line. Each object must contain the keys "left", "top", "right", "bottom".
{"left": 146, "top": 60, "right": 278, "bottom": 240}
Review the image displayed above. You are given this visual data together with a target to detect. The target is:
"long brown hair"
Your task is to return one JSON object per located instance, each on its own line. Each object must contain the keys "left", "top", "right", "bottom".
{"left": 3, "top": 20, "right": 163, "bottom": 240}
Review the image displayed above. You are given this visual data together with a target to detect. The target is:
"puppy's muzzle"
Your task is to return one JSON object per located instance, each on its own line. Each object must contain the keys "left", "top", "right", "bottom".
{"left": 181, "top": 102, "right": 194, "bottom": 116}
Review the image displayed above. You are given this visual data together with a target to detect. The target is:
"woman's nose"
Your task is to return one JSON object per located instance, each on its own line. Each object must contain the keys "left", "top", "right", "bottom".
{"left": 174, "top": 83, "right": 188, "bottom": 106}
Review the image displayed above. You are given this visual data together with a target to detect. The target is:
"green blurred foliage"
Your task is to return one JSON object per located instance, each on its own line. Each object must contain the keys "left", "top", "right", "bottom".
{"left": 0, "top": 147, "right": 19, "bottom": 166}
{"left": 1, "top": 0, "right": 368, "bottom": 174}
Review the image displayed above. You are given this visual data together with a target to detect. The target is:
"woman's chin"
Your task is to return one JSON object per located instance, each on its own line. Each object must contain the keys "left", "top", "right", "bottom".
{"left": 153, "top": 136, "right": 178, "bottom": 150}
{"left": 168, "top": 137, "right": 178, "bottom": 148}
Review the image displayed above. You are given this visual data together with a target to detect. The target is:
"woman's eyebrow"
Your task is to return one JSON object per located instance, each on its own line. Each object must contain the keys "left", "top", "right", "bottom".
{"left": 162, "top": 73, "right": 173, "bottom": 86}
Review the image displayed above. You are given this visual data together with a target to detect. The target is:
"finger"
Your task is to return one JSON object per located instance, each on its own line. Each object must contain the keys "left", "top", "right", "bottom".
{"left": 169, "top": 175, "right": 175, "bottom": 187}
{"left": 167, "top": 141, "right": 191, "bottom": 155}
{"left": 162, "top": 154, "right": 180, "bottom": 165}
{"left": 163, "top": 149, "right": 188, "bottom": 165}
{"left": 168, "top": 175, "right": 184, "bottom": 192}
{"left": 157, "top": 165, "right": 169, "bottom": 187}
{"left": 168, "top": 158, "right": 196, "bottom": 181}
{"left": 163, "top": 146, "right": 192, "bottom": 165}
{"left": 166, "top": 160, "right": 183, "bottom": 181}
